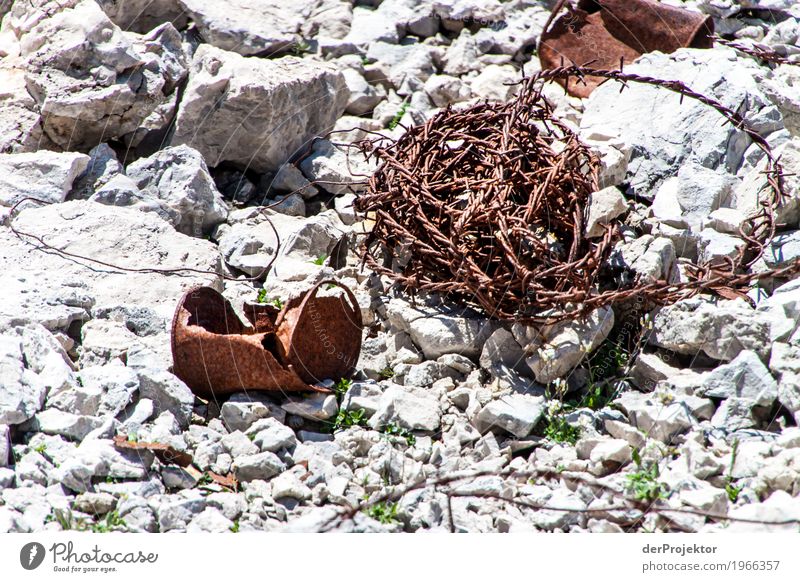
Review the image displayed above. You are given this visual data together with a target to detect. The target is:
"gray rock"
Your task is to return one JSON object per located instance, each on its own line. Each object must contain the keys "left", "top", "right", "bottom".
{"left": 343, "top": 5, "right": 400, "bottom": 47}
{"left": 206, "top": 492, "right": 247, "bottom": 521}
{"left": 368, "top": 386, "right": 441, "bottom": 432}
{"left": 299, "top": 139, "right": 375, "bottom": 196}
{"left": 763, "top": 64, "right": 800, "bottom": 138}
{"left": 403, "top": 361, "right": 449, "bottom": 388}
{"left": 442, "top": 29, "right": 481, "bottom": 75}
{"left": 220, "top": 395, "right": 284, "bottom": 433}
{"left": 0, "top": 335, "right": 47, "bottom": 425}
{"left": 233, "top": 451, "right": 286, "bottom": 482}
{"left": 271, "top": 470, "right": 312, "bottom": 501}
{"left": 758, "top": 278, "right": 800, "bottom": 343}
{"left": 221, "top": 431, "right": 259, "bottom": 458}
{"left": 764, "top": 230, "right": 800, "bottom": 269}
{"left": 68, "top": 144, "right": 122, "bottom": 201}
{"left": 610, "top": 235, "right": 677, "bottom": 284}
{"left": 34, "top": 409, "right": 103, "bottom": 441}
{"left": 585, "top": 186, "right": 628, "bottom": 238}
{"left": 740, "top": 144, "right": 800, "bottom": 231}
{"left": 513, "top": 306, "right": 613, "bottom": 384}
{"left": 699, "top": 350, "right": 778, "bottom": 407}
{"left": 479, "top": 327, "right": 531, "bottom": 376}
{"left": 136, "top": 368, "right": 195, "bottom": 428}
{"left": 615, "top": 392, "right": 695, "bottom": 443}
{"left": 341, "top": 381, "right": 385, "bottom": 416}
{"left": 719, "top": 490, "right": 800, "bottom": 533}
{"left": 73, "top": 492, "right": 116, "bottom": 515}
{"left": 580, "top": 48, "right": 776, "bottom": 198}
{"left": 697, "top": 228, "right": 746, "bottom": 265}
{"left": 0, "top": 151, "right": 89, "bottom": 207}
{"left": 0, "top": 425, "right": 9, "bottom": 467}
{"left": 675, "top": 161, "right": 738, "bottom": 220}
{"left": 270, "top": 164, "right": 319, "bottom": 200}
{"left": 126, "top": 145, "right": 228, "bottom": 236}
{"left": 179, "top": 0, "right": 315, "bottom": 56}
{"left": 249, "top": 418, "right": 297, "bottom": 452}
{"left": 424, "top": 74, "right": 470, "bottom": 107}
{"left": 0, "top": 201, "right": 220, "bottom": 333}
{"left": 157, "top": 494, "right": 207, "bottom": 532}
{"left": 342, "top": 68, "right": 384, "bottom": 116}
{"left": 162, "top": 467, "right": 199, "bottom": 490}
{"left": 334, "top": 193, "right": 358, "bottom": 226}
{"left": 96, "top": 0, "right": 188, "bottom": 33}
{"left": 711, "top": 397, "right": 759, "bottom": 431}
{"left": 172, "top": 44, "right": 348, "bottom": 173}
{"left": 54, "top": 439, "right": 151, "bottom": 492}
{"left": 3, "top": 1, "right": 185, "bottom": 151}
{"left": 469, "top": 64, "right": 519, "bottom": 102}
{"left": 649, "top": 297, "right": 771, "bottom": 361}
{"left": 589, "top": 439, "right": 632, "bottom": 465}
{"left": 768, "top": 342, "right": 800, "bottom": 424}
{"left": 187, "top": 507, "right": 234, "bottom": 532}
{"left": 281, "top": 393, "right": 338, "bottom": 422}
{"left": 76, "top": 361, "right": 139, "bottom": 418}
{"left": 264, "top": 193, "right": 305, "bottom": 217}
{"left": 387, "top": 297, "right": 497, "bottom": 360}
{"left": 473, "top": 394, "right": 545, "bottom": 438}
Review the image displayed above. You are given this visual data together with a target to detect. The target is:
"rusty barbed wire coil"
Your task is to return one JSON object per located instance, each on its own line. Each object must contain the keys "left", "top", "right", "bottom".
{"left": 354, "top": 64, "right": 796, "bottom": 324}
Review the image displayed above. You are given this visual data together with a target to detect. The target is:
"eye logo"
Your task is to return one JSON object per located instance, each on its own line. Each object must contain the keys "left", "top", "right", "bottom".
{"left": 20, "top": 542, "right": 46, "bottom": 570}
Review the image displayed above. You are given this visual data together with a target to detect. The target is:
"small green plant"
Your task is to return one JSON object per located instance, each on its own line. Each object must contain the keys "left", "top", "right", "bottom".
{"left": 333, "top": 378, "right": 352, "bottom": 401}
{"left": 256, "top": 289, "right": 284, "bottom": 308}
{"left": 365, "top": 501, "right": 399, "bottom": 525}
{"left": 724, "top": 438, "right": 742, "bottom": 503}
{"left": 33, "top": 443, "right": 47, "bottom": 455}
{"left": 378, "top": 366, "right": 395, "bottom": 380}
{"left": 360, "top": 55, "right": 370, "bottom": 66}
{"left": 388, "top": 101, "right": 410, "bottom": 130}
{"left": 230, "top": 520, "right": 240, "bottom": 533}
{"left": 310, "top": 254, "right": 327, "bottom": 266}
{"left": 626, "top": 448, "right": 670, "bottom": 502}
{"left": 383, "top": 422, "right": 416, "bottom": 447}
{"left": 47, "top": 508, "right": 81, "bottom": 531}
{"left": 196, "top": 472, "right": 214, "bottom": 487}
{"left": 91, "top": 511, "right": 126, "bottom": 533}
{"left": 543, "top": 414, "right": 581, "bottom": 445}
{"left": 331, "top": 408, "right": 368, "bottom": 432}
{"left": 292, "top": 40, "right": 311, "bottom": 56}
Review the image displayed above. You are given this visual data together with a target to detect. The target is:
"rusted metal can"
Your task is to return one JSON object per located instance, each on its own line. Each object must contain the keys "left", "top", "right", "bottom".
{"left": 171, "top": 281, "right": 362, "bottom": 399}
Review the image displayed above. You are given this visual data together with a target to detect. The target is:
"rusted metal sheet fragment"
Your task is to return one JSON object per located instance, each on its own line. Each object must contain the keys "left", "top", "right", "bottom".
{"left": 275, "top": 280, "right": 363, "bottom": 384}
{"left": 112, "top": 435, "right": 193, "bottom": 467}
{"left": 171, "top": 282, "right": 362, "bottom": 399}
{"left": 539, "top": 0, "right": 714, "bottom": 97}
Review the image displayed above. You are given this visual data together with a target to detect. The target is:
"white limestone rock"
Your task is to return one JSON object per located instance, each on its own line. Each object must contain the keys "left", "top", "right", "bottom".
{"left": 0, "top": 152, "right": 89, "bottom": 208}
{"left": 649, "top": 297, "right": 771, "bottom": 361}
{"left": 172, "top": 44, "right": 348, "bottom": 173}
{"left": 126, "top": 145, "right": 228, "bottom": 236}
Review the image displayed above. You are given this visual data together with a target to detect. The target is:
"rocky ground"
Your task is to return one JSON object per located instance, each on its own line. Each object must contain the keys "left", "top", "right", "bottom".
{"left": 2, "top": 0, "right": 800, "bottom": 533}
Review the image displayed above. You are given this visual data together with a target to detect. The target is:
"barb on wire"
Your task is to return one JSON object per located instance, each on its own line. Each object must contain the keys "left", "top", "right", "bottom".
{"left": 714, "top": 35, "right": 800, "bottom": 67}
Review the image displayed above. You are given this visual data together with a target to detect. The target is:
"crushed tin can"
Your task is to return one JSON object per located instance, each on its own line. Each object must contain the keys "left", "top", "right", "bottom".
{"left": 171, "top": 280, "right": 363, "bottom": 399}
{"left": 539, "top": 0, "right": 715, "bottom": 98}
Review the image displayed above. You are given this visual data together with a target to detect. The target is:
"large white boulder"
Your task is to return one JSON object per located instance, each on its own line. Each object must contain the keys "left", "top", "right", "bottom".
{"left": 580, "top": 48, "right": 781, "bottom": 199}
{"left": 1, "top": 0, "right": 187, "bottom": 151}
{"left": 172, "top": 44, "right": 348, "bottom": 173}
{"left": 1, "top": 201, "right": 221, "bottom": 333}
